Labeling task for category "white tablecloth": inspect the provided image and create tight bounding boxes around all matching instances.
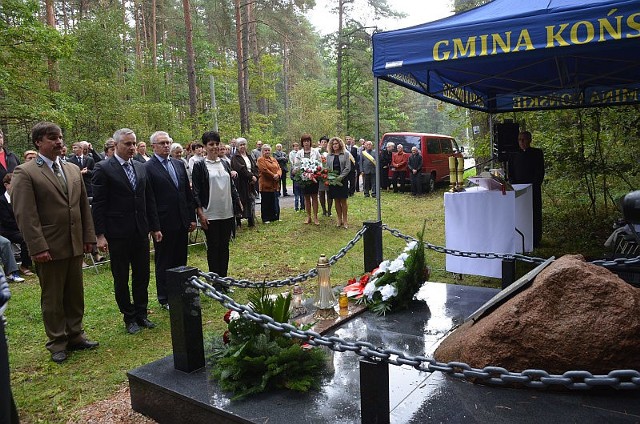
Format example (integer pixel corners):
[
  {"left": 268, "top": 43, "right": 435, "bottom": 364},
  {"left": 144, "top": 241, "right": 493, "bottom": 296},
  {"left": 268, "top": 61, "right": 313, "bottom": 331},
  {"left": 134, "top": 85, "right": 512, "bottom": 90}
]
[{"left": 444, "top": 184, "right": 532, "bottom": 278}]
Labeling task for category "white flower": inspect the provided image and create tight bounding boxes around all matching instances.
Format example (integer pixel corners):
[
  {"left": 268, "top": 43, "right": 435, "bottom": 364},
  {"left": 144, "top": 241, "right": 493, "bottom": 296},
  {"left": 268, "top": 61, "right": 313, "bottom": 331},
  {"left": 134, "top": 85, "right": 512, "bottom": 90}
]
[
  {"left": 379, "top": 284, "right": 397, "bottom": 301},
  {"left": 229, "top": 311, "right": 241, "bottom": 321},
  {"left": 375, "top": 260, "right": 390, "bottom": 275},
  {"left": 397, "top": 252, "right": 409, "bottom": 262},
  {"left": 388, "top": 257, "right": 406, "bottom": 273},
  {"left": 404, "top": 241, "right": 417, "bottom": 252},
  {"left": 363, "top": 281, "right": 377, "bottom": 299}
]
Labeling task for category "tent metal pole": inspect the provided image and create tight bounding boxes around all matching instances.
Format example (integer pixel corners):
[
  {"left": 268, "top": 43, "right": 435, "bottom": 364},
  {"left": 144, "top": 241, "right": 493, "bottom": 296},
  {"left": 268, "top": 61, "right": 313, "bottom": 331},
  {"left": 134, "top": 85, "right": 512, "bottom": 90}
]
[
  {"left": 374, "top": 77, "right": 382, "bottom": 222},
  {"left": 489, "top": 113, "right": 494, "bottom": 168}
]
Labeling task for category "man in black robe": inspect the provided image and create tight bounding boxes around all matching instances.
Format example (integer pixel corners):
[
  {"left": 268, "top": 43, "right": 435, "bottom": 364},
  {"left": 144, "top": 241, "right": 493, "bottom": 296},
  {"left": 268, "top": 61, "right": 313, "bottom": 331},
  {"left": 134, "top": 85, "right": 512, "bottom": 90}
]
[{"left": 509, "top": 130, "right": 545, "bottom": 248}]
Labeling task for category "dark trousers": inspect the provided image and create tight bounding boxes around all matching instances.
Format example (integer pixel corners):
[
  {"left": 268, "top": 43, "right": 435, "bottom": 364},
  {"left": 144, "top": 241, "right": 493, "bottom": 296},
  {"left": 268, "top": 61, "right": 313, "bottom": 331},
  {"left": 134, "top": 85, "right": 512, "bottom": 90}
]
[
  {"left": 260, "top": 191, "right": 278, "bottom": 222},
  {"left": 410, "top": 172, "right": 422, "bottom": 195},
  {"left": 203, "top": 218, "right": 234, "bottom": 277},
  {"left": 293, "top": 180, "right": 304, "bottom": 210},
  {"left": 363, "top": 173, "right": 376, "bottom": 196},
  {"left": 280, "top": 174, "right": 288, "bottom": 195},
  {"left": 152, "top": 228, "right": 188, "bottom": 305},
  {"left": 532, "top": 185, "right": 543, "bottom": 247},
  {"left": 381, "top": 167, "right": 390, "bottom": 189},
  {"left": 109, "top": 236, "right": 150, "bottom": 324},
  {"left": 348, "top": 170, "right": 357, "bottom": 195},
  {"left": 0, "top": 321, "right": 19, "bottom": 424},
  {"left": 392, "top": 170, "right": 407, "bottom": 193},
  {"left": 37, "top": 256, "right": 86, "bottom": 353},
  {"left": 2, "top": 231, "right": 31, "bottom": 268}
]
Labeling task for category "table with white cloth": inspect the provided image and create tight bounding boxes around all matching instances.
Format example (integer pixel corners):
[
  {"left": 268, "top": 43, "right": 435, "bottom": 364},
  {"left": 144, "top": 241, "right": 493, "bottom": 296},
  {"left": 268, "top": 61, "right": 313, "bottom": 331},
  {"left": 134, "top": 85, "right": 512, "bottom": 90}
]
[{"left": 444, "top": 184, "right": 532, "bottom": 278}]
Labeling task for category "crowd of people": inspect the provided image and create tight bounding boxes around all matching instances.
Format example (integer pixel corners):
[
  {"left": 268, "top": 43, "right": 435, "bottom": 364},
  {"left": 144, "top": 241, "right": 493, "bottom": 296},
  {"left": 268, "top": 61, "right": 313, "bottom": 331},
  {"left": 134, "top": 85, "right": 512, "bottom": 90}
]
[{"left": 0, "top": 122, "right": 386, "bottom": 366}]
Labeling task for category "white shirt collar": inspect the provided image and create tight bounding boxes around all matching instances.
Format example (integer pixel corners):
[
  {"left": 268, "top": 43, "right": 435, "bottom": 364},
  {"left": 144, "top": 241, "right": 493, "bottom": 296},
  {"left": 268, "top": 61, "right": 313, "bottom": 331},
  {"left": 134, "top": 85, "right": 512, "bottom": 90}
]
[
  {"left": 114, "top": 153, "right": 131, "bottom": 166},
  {"left": 38, "top": 153, "right": 61, "bottom": 170}
]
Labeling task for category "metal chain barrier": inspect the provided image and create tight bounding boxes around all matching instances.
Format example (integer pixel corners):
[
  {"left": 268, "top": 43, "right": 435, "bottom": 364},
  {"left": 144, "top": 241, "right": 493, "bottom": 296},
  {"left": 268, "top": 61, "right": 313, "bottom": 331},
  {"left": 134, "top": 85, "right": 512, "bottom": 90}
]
[
  {"left": 189, "top": 275, "right": 640, "bottom": 390},
  {"left": 590, "top": 256, "right": 640, "bottom": 268},
  {"left": 191, "top": 223, "right": 639, "bottom": 389},
  {"left": 200, "top": 225, "right": 368, "bottom": 289},
  {"left": 381, "top": 224, "right": 547, "bottom": 265},
  {"left": 382, "top": 224, "right": 640, "bottom": 271}
]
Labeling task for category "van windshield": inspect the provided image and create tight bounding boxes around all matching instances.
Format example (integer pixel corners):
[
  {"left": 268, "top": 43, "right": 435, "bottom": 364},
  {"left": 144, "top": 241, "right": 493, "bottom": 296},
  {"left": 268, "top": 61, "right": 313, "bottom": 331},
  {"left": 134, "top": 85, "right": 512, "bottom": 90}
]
[{"left": 380, "top": 135, "right": 421, "bottom": 152}]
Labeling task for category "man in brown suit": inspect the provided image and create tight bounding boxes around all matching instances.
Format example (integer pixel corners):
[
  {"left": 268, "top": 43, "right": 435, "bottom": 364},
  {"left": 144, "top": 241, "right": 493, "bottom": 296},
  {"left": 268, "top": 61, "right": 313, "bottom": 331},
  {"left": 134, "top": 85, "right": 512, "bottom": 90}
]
[{"left": 11, "top": 122, "right": 98, "bottom": 363}]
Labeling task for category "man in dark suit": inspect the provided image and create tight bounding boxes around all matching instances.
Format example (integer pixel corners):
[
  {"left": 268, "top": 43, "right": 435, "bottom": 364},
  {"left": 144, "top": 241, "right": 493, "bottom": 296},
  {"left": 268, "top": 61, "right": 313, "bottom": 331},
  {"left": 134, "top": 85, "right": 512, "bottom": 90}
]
[
  {"left": 509, "top": 130, "right": 545, "bottom": 247},
  {"left": 86, "top": 141, "right": 104, "bottom": 164},
  {"left": 145, "top": 131, "right": 196, "bottom": 309},
  {"left": 346, "top": 136, "right": 359, "bottom": 196},
  {"left": 12, "top": 122, "right": 98, "bottom": 363},
  {"left": 68, "top": 141, "right": 95, "bottom": 197},
  {"left": 92, "top": 128, "right": 161, "bottom": 334}
]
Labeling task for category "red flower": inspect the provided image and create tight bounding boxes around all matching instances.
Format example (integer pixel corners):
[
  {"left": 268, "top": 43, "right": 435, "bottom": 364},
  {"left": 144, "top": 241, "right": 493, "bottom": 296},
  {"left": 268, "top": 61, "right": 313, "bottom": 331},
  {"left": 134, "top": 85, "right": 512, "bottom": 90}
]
[
  {"left": 359, "top": 273, "right": 370, "bottom": 285},
  {"left": 324, "top": 181, "right": 329, "bottom": 186},
  {"left": 223, "top": 310, "right": 232, "bottom": 323},
  {"left": 348, "top": 277, "right": 356, "bottom": 285},
  {"left": 223, "top": 330, "right": 231, "bottom": 344}
]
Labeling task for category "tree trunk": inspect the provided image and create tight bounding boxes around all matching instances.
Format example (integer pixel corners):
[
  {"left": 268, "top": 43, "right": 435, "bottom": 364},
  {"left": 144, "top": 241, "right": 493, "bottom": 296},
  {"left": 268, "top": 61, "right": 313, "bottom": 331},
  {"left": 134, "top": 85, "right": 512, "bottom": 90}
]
[
  {"left": 247, "top": 1, "right": 266, "bottom": 115},
  {"left": 336, "top": 0, "right": 344, "bottom": 118},
  {"left": 283, "top": 38, "right": 290, "bottom": 128},
  {"left": 152, "top": 0, "right": 157, "bottom": 69},
  {"left": 182, "top": 0, "right": 198, "bottom": 132},
  {"left": 78, "top": 0, "right": 88, "bottom": 19},
  {"left": 121, "top": 0, "right": 128, "bottom": 83},
  {"left": 61, "top": 0, "right": 69, "bottom": 32},
  {"left": 235, "top": 0, "right": 249, "bottom": 134},
  {"left": 45, "top": 0, "right": 59, "bottom": 92},
  {"left": 134, "top": 2, "right": 143, "bottom": 66}
]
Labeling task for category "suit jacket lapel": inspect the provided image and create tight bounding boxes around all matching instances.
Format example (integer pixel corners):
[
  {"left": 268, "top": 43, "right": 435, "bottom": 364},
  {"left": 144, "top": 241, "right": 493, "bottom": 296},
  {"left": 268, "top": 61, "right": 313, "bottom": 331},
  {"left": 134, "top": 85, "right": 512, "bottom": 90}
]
[
  {"left": 39, "top": 162, "right": 67, "bottom": 198},
  {"left": 131, "top": 159, "right": 144, "bottom": 193},
  {"left": 151, "top": 156, "right": 175, "bottom": 188},
  {"left": 60, "top": 161, "right": 73, "bottom": 200},
  {"left": 157, "top": 156, "right": 182, "bottom": 190},
  {"left": 109, "top": 156, "right": 135, "bottom": 192}
]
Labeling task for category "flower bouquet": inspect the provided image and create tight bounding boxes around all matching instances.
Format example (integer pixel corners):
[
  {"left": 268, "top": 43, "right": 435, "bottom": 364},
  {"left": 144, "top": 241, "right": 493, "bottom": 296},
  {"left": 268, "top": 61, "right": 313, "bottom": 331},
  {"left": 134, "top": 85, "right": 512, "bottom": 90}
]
[
  {"left": 354, "top": 226, "right": 428, "bottom": 316},
  {"left": 209, "top": 287, "right": 328, "bottom": 400},
  {"left": 292, "top": 156, "right": 341, "bottom": 187}
]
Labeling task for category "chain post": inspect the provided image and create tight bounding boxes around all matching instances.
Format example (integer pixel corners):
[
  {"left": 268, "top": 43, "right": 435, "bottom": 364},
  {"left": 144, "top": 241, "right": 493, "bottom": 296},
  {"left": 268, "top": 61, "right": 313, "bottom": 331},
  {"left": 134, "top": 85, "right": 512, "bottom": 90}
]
[
  {"left": 502, "top": 258, "right": 516, "bottom": 288},
  {"left": 167, "top": 266, "right": 204, "bottom": 373},
  {"left": 363, "top": 220, "right": 383, "bottom": 273},
  {"left": 360, "top": 358, "right": 390, "bottom": 424}
]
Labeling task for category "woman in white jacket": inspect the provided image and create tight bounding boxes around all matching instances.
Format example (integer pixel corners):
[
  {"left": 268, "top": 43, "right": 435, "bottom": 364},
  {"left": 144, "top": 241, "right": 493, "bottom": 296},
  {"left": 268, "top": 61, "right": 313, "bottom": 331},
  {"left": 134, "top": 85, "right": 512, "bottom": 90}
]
[{"left": 293, "top": 134, "right": 322, "bottom": 225}]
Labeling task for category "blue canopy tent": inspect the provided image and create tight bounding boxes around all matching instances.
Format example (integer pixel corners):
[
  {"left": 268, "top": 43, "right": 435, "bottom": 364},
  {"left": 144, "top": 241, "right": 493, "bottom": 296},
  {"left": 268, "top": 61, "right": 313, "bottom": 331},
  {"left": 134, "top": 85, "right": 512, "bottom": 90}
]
[
  {"left": 372, "top": 0, "right": 640, "bottom": 113},
  {"left": 368, "top": 0, "right": 640, "bottom": 220}
]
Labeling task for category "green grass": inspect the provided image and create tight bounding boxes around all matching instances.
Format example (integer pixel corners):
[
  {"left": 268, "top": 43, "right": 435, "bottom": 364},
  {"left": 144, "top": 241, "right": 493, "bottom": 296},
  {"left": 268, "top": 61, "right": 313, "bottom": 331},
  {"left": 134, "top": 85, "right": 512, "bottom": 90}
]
[{"left": 5, "top": 187, "right": 598, "bottom": 422}]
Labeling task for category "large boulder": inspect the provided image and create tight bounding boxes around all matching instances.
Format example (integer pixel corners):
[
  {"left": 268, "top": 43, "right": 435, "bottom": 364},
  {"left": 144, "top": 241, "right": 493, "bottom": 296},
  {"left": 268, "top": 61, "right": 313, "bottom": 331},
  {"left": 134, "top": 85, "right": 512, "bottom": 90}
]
[{"left": 435, "top": 255, "right": 640, "bottom": 374}]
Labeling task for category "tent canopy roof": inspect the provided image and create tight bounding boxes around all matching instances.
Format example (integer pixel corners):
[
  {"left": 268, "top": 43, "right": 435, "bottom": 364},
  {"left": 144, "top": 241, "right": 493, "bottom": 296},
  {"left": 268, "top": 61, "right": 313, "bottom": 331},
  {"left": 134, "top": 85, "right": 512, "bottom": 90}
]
[{"left": 372, "top": 0, "right": 640, "bottom": 113}]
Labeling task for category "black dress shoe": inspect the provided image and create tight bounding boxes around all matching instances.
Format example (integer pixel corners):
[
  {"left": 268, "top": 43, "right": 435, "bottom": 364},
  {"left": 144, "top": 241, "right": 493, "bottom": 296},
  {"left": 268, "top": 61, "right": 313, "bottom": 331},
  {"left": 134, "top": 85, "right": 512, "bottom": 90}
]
[
  {"left": 126, "top": 322, "right": 142, "bottom": 334},
  {"left": 137, "top": 318, "right": 156, "bottom": 329},
  {"left": 68, "top": 339, "right": 99, "bottom": 351},
  {"left": 51, "top": 351, "right": 68, "bottom": 363}
]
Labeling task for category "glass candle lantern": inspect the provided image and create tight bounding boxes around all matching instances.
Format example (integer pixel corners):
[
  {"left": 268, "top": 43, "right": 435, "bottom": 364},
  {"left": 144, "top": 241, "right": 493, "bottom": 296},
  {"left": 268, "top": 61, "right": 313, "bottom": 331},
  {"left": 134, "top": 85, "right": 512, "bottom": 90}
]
[
  {"left": 314, "top": 254, "right": 336, "bottom": 310},
  {"left": 456, "top": 157, "right": 465, "bottom": 190},
  {"left": 448, "top": 156, "right": 457, "bottom": 192},
  {"left": 291, "top": 283, "right": 307, "bottom": 317}
]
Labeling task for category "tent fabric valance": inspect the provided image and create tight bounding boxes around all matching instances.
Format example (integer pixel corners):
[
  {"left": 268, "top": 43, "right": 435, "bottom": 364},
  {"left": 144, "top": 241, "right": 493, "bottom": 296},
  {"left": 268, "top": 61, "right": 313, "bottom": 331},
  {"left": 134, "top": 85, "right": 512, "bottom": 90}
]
[{"left": 372, "top": 0, "right": 640, "bottom": 113}]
